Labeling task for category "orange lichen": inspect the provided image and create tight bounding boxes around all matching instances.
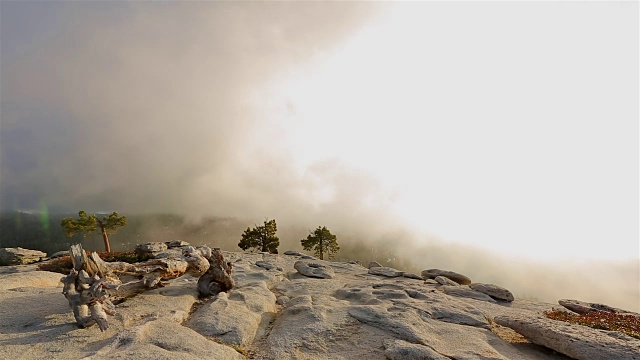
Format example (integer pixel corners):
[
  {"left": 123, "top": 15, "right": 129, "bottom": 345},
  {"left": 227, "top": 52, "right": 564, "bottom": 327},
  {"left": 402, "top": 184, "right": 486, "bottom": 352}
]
[{"left": 544, "top": 309, "right": 640, "bottom": 340}]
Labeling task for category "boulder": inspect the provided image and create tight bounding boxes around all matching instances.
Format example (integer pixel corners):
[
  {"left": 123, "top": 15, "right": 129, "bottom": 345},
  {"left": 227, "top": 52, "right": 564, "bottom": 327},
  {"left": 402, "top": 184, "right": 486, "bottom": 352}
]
[
  {"left": 429, "top": 301, "right": 491, "bottom": 329},
  {"left": 558, "top": 299, "right": 639, "bottom": 318},
  {"left": 255, "top": 261, "right": 277, "bottom": 270},
  {"left": 495, "top": 313, "right": 640, "bottom": 360},
  {"left": 0, "top": 271, "right": 63, "bottom": 290},
  {"left": 368, "top": 266, "right": 403, "bottom": 277},
  {"left": 294, "top": 260, "right": 335, "bottom": 279},
  {"left": 470, "top": 283, "right": 514, "bottom": 302},
  {"left": 441, "top": 285, "right": 497, "bottom": 303},
  {"left": 421, "top": 269, "right": 471, "bottom": 285},
  {"left": 283, "top": 250, "right": 304, "bottom": 256},
  {"left": 368, "top": 261, "right": 382, "bottom": 269},
  {"left": 135, "top": 242, "right": 168, "bottom": 256},
  {"left": 0, "top": 247, "right": 47, "bottom": 265},
  {"left": 435, "top": 276, "right": 459, "bottom": 286}
]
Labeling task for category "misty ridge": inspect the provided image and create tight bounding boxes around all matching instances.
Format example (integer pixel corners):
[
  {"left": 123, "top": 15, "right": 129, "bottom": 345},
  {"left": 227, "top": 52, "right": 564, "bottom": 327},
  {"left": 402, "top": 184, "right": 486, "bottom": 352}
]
[{"left": 1, "top": 210, "right": 638, "bottom": 313}]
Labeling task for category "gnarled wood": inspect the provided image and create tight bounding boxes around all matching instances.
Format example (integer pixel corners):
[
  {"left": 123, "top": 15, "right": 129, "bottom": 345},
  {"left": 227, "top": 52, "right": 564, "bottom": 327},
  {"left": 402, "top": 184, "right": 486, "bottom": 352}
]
[
  {"left": 62, "top": 244, "right": 115, "bottom": 331},
  {"left": 62, "top": 243, "right": 230, "bottom": 330},
  {"left": 197, "top": 248, "right": 234, "bottom": 297}
]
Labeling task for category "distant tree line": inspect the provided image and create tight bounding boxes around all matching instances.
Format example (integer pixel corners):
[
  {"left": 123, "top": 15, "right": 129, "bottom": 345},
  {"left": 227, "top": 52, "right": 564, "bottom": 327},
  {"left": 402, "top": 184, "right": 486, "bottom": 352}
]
[{"left": 0, "top": 211, "right": 414, "bottom": 273}]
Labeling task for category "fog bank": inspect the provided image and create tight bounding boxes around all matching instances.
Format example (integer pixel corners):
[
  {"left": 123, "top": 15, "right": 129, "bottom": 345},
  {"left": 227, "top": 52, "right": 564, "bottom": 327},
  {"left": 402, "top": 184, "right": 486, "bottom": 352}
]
[{"left": 1, "top": 2, "right": 637, "bottom": 312}]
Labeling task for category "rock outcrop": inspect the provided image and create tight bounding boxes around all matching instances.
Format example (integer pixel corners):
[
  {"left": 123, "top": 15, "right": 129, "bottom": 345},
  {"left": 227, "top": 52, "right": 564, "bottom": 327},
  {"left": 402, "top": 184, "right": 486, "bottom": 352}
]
[
  {"left": 0, "top": 247, "right": 46, "bottom": 265},
  {"left": 434, "top": 275, "right": 459, "bottom": 286},
  {"left": 441, "top": 285, "right": 498, "bottom": 303},
  {"left": 421, "top": 269, "right": 472, "bottom": 285},
  {"left": 470, "top": 282, "right": 515, "bottom": 302},
  {"left": 1, "top": 246, "right": 637, "bottom": 360},
  {"left": 294, "top": 260, "right": 335, "bottom": 279},
  {"left": 495, "top": 313, "right": 640, "bottom": 360},
  {"left": 368, "top": 266, "right": 403, "bottom": 277}
]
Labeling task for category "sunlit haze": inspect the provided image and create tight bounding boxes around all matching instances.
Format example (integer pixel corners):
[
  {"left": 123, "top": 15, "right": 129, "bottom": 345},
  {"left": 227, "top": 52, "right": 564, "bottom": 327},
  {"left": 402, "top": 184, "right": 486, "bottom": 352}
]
[{"left": 252, "top": 2, "right": 639, "bottom": 261}]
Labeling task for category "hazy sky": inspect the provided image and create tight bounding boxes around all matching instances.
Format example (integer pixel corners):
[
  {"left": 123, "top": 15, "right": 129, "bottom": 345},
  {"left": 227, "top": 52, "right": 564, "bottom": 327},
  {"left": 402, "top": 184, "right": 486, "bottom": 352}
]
[{"left": 1, "top": 1, "right": 638, "bottom": 262}]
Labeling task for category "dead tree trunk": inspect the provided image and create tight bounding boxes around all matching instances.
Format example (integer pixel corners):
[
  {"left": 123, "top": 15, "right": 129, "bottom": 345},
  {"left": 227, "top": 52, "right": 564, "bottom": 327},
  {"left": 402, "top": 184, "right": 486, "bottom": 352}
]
[
  {"left": 61, "top": 244, "right": 117, "bottom": 331},
  {"left": 197, "top": 248, "right": 235, "bottom": 297},
  {"left": 61, "top": 243, "right": 220, "bottom": 330}
]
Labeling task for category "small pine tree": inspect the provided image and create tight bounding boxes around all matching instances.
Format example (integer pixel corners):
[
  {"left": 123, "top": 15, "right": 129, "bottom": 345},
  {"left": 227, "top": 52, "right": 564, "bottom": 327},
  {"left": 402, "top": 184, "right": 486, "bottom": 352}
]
[
  {"left": 238, "top": 219, "right": 279, "bottom": 253},
  {"left": 60, "top": 211, "right": 126, "bottom": 252},
  {"left": 301, "top": 226, "right": 339, "bottom": 260}
]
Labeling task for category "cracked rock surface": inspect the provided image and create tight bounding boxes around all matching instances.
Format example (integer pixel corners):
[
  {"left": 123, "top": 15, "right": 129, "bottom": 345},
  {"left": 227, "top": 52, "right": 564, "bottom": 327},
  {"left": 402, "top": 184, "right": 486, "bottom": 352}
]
[{"left": 1, "top": 249, "right": 638, "bottom": 360}]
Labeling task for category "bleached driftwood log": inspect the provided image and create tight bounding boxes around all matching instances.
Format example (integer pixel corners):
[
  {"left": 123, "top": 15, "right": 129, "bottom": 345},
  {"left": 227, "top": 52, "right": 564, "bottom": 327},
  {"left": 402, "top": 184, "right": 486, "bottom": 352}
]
[{"left": 61, "top": 243, "right": 228, "bottom": 330}]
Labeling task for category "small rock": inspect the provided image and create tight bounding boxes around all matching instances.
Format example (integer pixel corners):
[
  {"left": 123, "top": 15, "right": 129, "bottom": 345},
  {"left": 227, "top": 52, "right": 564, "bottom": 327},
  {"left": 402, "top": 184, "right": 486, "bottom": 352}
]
[
  {"left": 135, "top": 242, "right": 168, "bottom": 256},
  {"left": 424, "top": 279, "right": 439, "bottom": 285},
  {"left": 284, "top": 250, "right": 304, "bottom": 256},
  {"left": 0, "top": 247, "right": 47, "bottom": 266},
  {"left": 558, "top": 299, "right": 598, "bottom": 314},
  {"left": 255, "top": 261, "right": 276, "bottom": 271},
  {"left": 294, "top": 261, "right": 335, "bottom": 279},
  {"left": 0, "top": 271, "right": 63, "bottom": 290},
  {"left": 469, "top": 283, "right": 514, "bottom": 302},
  {"left": 301, "top": 255, "right": 318, "bottom": 260},
  {"left": 368, "top": 261, "right": 382, "bottom": 269},
  {"left": 368, "top": 266, "right": 403, "bottom": 277},
  {"left": 165, "top": 240, "right": 190, "bottom": 248},
  {"left": 421, "top": 269, "right": 471, "bottom": 285},
  {"left": 435, "top": 276, "right": 460, "bottom": 286},
  {"left": 402, "top": 272, "right": 423, "bottom": 280},
  {"left": 441, "top": 285, "right": 497, "bottom": 303},
  {"left": 276, "top": 296, "right": 290, "bottom": 305}
]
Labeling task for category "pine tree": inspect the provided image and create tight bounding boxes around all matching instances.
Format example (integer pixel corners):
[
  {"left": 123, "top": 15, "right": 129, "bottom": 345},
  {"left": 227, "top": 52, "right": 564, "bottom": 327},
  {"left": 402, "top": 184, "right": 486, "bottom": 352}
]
[
  {"left": 301, "top": 226, "right": 339, "bottom": 260},
  {"left": 60, "top": 211, "right": 127, "bottom": 252},
  {"left": 238, "top": 219, "right": 279, "bottom": 253}
]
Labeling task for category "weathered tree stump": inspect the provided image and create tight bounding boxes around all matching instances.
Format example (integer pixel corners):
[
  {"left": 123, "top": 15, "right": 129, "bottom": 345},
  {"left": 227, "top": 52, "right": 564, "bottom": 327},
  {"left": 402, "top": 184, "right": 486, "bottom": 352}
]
[
  {"left": 197, "top": 248, "right": 234, "bottom": 297},
  {"left": 61, "top": 244, "right": 117, "bottom": 331},
  {"left": 61, "top": 243, "right": 231, "bottom": 330}
]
